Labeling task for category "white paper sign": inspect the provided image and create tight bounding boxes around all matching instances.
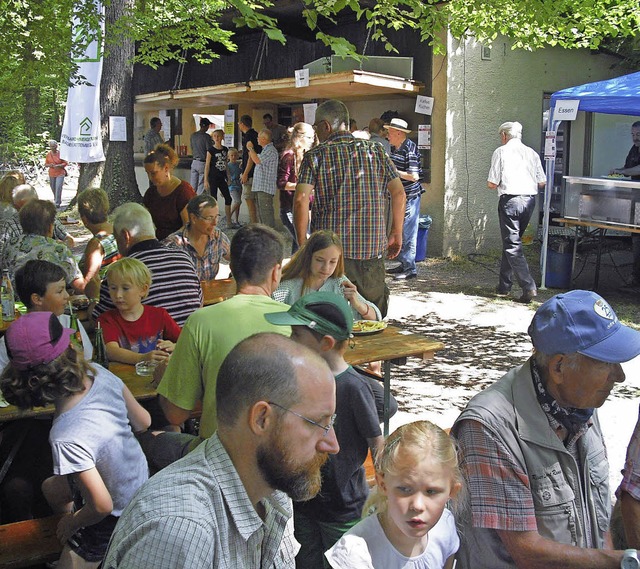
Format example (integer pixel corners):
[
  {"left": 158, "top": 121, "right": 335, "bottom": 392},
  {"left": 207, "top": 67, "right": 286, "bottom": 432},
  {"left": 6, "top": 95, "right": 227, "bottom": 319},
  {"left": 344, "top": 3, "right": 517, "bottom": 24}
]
[
  {"left": 224, "top": 109, "right": 235, "bottom": 148},
  {"left": 418, "top": 125, "right": 431, "bottom": 149},
  {"left": 544, "top": 131, "right": 556, "bottom": 160},
  {"left": 295, "top": 68, "right": 310, "bottom": 88},
  {"left": 554, "top": 99, "right": 580, "bottom": 121},
  {"left": 109, "top": 116, "right": 127, "bottom": 141},
  {"left": 303, "top": 103, "right": 318, "bottom": 125},
  {"left": 415, "top": 95, "right": 434, "bottom": 116},
  {"left": 160, "top": 111, "right": 171, "bottom": 140}
]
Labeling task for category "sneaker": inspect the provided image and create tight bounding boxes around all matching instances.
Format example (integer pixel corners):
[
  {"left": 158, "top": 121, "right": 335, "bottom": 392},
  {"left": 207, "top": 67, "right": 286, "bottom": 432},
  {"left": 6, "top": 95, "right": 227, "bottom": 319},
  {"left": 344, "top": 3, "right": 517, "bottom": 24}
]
[
  {"left": 394, "top": 271, "right": 417, "bottom": 281},
  {"left": 231, "top": 221, "right": 243, "bottom": 229},
  {"left": 386, "top": 264, "right": 405, "bottom": 274}
]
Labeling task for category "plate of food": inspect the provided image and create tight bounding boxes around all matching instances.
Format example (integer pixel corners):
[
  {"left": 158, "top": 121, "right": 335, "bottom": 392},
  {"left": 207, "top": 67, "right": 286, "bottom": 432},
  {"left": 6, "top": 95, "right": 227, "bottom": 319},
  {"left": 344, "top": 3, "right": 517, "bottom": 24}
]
[
  {"left": 352, "top": 320, "right": 388, "bottom": 336},
  {"left": 602, "top": 174, "right": 630, "bottom": 180}
]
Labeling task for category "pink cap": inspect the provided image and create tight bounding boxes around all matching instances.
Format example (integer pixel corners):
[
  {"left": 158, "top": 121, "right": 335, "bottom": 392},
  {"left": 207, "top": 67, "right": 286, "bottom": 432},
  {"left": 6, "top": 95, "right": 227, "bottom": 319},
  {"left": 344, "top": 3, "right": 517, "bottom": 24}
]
[{"left": 5, "top": 312, "right": 73, "bottom": 370}]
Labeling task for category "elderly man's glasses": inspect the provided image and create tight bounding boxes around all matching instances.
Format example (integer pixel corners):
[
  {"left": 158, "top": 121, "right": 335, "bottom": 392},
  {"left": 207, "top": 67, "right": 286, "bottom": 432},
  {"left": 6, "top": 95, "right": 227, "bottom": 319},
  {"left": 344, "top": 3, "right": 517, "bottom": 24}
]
[
  {"left": 268, "top": 401, "right": 336, "bottom": 436},
  {"left": 196, "top": 213, "right": 217, "bottom": 222}
]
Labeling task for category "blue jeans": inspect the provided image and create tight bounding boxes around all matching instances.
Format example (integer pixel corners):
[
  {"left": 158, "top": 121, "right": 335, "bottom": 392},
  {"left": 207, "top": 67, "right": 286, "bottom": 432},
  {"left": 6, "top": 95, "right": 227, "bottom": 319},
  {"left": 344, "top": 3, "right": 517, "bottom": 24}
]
[
  {"left": 49, "top": 176, "right": 65, "bottom": 207},
  {"left": 397, "top": 194, "right": 421, "bottom": 274},
  {"left": 190, "top": 160, "right": 205, "bottom": 195},
  {"left": 498, "top": 194, "right": 536, "bottom": 292}
]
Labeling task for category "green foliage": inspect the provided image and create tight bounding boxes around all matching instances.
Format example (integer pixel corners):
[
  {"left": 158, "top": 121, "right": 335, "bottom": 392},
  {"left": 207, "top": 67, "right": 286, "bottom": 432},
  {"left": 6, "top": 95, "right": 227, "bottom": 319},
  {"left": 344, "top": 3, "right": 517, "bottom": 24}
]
[{"left": 446, "top": 0, "right": 640, "bottom": 51}]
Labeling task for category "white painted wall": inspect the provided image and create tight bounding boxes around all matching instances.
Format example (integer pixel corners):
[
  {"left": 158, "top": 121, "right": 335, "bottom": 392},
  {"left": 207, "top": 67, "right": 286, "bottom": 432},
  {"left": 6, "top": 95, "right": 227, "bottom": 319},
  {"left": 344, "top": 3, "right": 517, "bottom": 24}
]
[{"left": 438, "top": 35, "right": 623, "bottom": 257}]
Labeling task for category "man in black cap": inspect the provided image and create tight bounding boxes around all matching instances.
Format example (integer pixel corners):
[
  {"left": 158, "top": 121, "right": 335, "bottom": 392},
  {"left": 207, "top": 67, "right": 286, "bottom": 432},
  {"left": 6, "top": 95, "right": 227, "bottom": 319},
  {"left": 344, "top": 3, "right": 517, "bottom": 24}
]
[{"left": 190, "top": 117, "right": 214, "bottom": 195}]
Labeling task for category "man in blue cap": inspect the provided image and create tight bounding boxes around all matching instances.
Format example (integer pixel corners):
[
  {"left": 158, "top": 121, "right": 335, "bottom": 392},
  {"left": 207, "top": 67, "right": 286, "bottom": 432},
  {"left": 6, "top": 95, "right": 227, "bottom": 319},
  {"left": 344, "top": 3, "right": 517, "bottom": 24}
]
[{"left": 451, "top": 289, "right": 640, "bottom": 569}]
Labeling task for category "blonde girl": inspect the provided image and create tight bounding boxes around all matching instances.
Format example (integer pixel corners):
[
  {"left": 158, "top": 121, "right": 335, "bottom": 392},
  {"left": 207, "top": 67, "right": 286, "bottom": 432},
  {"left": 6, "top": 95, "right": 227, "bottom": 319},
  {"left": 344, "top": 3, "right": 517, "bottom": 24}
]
[
  {"left": 326, "top": 421, "right": 463, "bottom": 569},
  {"left": 273, "top": 230, "right": 381, "bottom": 321}
]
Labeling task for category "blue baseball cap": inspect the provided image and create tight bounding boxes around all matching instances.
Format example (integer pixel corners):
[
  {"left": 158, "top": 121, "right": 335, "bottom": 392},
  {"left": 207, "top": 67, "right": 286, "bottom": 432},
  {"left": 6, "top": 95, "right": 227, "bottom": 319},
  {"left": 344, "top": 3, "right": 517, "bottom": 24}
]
[{"left": 528, "top": 290, "right": 640, "bottom": 363}]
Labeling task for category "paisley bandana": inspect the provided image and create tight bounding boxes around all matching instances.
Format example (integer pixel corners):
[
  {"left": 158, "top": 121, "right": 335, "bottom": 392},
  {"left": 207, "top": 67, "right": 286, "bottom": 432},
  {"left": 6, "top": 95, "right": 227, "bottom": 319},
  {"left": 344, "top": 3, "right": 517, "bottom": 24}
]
[{"left": 530, "top": 358, "right": 594, "bottom": 435}]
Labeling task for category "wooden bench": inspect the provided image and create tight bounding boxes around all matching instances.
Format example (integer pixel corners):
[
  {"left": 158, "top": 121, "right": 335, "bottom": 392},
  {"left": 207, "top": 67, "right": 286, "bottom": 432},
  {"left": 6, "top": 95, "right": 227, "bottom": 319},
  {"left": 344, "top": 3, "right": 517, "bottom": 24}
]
[{"left": 0, "top": 514, "right": 63, "bottom": 569}]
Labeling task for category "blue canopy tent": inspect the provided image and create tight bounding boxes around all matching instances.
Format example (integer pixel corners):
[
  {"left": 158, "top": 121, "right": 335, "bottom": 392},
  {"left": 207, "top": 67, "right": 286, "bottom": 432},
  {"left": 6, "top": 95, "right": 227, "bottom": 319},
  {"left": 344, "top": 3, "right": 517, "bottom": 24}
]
[{"left": 541, "top": 72, "right": 640, "bottom": 287}]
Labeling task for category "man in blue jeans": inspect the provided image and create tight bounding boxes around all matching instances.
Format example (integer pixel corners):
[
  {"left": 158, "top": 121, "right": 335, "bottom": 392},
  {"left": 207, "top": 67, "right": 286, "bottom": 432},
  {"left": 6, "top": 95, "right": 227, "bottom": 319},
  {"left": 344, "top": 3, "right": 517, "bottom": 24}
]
[
  {"left": 385, "top": 118, "right": 423, "bottom": 280},
  {"left": 488, "top": 121, "right": 546, "bottom": 303}
]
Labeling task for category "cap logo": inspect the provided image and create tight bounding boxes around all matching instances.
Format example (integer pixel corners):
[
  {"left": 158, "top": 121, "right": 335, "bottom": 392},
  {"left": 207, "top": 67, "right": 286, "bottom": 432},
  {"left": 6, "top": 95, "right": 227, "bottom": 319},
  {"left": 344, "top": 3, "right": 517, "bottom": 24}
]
[
  {"left": 308, "top": 320, "right": 318, "bottom": 330},
  {"left": 593, "top": 299, "right": 614, "bottom": 321}
]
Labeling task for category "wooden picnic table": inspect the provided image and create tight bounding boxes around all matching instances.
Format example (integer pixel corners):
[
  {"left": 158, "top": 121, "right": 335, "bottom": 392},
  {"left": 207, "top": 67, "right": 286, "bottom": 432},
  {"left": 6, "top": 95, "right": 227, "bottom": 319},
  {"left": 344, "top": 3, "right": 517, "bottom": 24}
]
[
  {"left": 0, "top": 325, "right": 443, "bottom": 434},
  {"left": 201, "top": 278, "right": 236, "bottom": 306}
]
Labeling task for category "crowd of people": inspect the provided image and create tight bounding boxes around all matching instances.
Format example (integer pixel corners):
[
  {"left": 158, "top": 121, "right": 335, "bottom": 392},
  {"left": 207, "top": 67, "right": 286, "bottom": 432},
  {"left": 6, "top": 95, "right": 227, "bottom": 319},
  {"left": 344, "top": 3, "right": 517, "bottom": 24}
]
[{"left": 0, "top": 101, "right": 639, "bottom": 569}]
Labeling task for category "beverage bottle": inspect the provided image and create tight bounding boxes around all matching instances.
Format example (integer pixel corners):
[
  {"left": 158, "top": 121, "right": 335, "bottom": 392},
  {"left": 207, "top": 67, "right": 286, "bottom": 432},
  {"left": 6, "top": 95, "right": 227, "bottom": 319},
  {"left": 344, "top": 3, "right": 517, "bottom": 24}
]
[
  {"left": 68, "top": 302, "right": 83, "bottom": 352},
  {"left": 1, "top": 270, "right": 15, "bottom": 322},
  {"left": 93, "top": 322, "right": 110, "bottom": 369}
]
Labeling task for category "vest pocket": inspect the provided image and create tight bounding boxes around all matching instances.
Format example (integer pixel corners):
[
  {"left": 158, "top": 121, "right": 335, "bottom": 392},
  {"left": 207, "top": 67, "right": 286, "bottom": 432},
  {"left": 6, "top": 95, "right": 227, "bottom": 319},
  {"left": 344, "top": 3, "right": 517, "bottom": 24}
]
[
  {"left": 588, "top": 450, "right": 611, "bottom": 533},
  {"left": 530, "top": 462, "right": 578, "bottom": 545}
]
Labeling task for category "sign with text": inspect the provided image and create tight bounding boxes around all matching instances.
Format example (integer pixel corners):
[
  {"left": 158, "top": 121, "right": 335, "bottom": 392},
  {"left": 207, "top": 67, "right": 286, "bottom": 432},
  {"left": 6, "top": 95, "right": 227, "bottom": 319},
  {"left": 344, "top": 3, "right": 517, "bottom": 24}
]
[
  {"left": 418, "top": 125, "right": 431, "bottom": 149},
  {"left": 554, "top": 99, "right": 580, "bottom": 121},
  {"left": 415, "top": 95, "right": 434, "bottom": 116},
  {"left": 109, "top": 116, "right": 126, "bottom": 141},
  {"left": 295, "top": 68, "right": 310, "bottom": 88},
  {"left": 544, "top": 131, "right": 556, "bottom": 160},
  {"left": 224, "top": 109, "right": 235, "bottom": 148},
  {"left": 60, "top": 0, "right": 105, "bottom": 162}
]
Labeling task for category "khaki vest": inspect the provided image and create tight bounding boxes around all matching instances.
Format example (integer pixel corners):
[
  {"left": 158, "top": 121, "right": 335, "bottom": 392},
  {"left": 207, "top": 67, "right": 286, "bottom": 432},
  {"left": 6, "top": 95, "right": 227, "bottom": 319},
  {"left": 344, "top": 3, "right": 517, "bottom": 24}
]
[{"left": 452, "top": 361, "right": 611, "bottom": 569}]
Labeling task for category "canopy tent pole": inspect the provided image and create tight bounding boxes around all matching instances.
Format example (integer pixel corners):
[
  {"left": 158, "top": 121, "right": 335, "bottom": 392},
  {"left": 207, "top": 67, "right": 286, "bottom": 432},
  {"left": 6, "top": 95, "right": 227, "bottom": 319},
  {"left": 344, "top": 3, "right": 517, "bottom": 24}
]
[{"left": 540, "top": 109, "right": 562, "bottom": 290}]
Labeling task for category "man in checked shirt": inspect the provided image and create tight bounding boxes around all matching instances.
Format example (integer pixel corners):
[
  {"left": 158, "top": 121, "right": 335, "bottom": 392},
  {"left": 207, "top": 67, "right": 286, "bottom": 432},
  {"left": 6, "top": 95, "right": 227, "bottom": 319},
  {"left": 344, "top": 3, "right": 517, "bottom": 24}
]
[
  {"left": 103, "top": 333, "right": 339, "bottom": 568},
  {"left": 452, "top": 290, "right": 640, "bottom": 569}
]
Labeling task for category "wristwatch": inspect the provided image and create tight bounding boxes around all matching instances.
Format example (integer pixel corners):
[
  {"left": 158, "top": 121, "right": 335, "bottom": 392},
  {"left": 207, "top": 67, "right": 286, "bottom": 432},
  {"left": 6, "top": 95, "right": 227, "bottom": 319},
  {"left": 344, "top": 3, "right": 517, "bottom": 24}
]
[{"left": 622, "top": 549, "right": 640, "bottom": 569}]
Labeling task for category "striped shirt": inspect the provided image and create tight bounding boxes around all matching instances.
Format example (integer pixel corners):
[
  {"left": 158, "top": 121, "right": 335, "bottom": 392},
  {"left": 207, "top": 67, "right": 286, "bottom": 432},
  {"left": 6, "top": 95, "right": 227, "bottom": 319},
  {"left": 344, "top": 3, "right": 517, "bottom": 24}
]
[
  {"left": 390, "top": 137, "right": 423, "bottom": 199},
  {"left": 92, "top": 239, "right": 202, "bottom": 326},
  {"left": 298, "top": 132, "right": 399, "bottom": 260},
  {"left": 102, "top": 434, "right": 299, "bottom": 569},
  {"left": 252, "top": 143, "right": 279, "bottom": 196}
]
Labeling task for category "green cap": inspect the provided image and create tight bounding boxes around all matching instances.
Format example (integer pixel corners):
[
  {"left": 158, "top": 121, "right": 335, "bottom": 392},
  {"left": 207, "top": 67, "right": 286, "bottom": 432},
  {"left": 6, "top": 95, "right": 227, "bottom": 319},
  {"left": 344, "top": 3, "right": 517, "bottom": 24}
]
[{"left": 265, "top": 292, "right": 353, "bottom": 340}]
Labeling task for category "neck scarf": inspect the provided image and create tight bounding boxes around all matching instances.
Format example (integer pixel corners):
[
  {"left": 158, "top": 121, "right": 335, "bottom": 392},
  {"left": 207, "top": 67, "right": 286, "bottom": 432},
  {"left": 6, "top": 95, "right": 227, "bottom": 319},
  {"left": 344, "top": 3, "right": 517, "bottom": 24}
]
[{"left": 530, "top": 358, "right": 594, "bottom": 435}]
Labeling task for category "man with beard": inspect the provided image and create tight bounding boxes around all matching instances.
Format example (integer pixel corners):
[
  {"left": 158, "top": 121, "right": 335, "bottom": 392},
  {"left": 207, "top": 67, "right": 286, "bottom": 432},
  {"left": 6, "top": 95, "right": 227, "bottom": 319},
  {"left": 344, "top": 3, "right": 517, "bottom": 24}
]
[{"left": 103, "top": 333, "right": 339, "bottom": 568}]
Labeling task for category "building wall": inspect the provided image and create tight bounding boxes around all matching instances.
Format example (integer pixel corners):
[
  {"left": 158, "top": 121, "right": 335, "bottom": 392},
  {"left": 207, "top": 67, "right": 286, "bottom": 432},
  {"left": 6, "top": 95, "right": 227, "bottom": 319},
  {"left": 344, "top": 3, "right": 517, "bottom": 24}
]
[{"left": 433, "top": 35, "right": 623, "bottom": 257}]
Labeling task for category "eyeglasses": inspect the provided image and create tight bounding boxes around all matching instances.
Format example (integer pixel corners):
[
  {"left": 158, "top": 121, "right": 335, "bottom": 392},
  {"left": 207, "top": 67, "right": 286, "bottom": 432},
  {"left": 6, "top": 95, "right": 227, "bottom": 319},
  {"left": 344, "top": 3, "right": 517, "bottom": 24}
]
[
  {"left": 196, "top": 213, "right": 217, "bottom": 223},
  {"left": 268, "top": 401, "right": 336, "bottom": 436}
]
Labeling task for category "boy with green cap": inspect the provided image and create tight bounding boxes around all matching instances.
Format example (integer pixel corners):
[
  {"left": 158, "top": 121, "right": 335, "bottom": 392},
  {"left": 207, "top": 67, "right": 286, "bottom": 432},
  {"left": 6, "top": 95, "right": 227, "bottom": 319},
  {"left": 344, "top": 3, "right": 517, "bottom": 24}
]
[{"left": 265, "top": 291, "right": 394, "bottom": 568}]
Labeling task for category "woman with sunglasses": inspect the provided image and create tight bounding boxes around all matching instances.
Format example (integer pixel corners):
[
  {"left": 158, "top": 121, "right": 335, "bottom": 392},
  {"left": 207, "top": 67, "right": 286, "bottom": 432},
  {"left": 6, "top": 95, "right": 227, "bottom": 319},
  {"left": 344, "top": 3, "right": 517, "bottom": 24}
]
[{"left": 164, "top": 195, "right": 230, "bottom": 281}]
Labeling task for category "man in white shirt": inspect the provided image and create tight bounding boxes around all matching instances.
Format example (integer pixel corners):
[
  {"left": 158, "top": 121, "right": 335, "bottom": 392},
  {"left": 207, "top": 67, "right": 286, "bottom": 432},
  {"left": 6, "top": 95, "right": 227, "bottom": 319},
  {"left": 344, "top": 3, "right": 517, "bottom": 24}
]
[{"left": 488, "top": 121, "right": 546, "bottom": 303}]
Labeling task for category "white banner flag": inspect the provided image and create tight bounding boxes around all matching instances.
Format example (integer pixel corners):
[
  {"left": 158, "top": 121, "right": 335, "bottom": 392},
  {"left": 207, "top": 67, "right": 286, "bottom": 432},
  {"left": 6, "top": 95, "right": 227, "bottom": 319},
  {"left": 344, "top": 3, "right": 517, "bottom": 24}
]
[{"left": 60, "top": 3, "right": 105, "bottom": 162}]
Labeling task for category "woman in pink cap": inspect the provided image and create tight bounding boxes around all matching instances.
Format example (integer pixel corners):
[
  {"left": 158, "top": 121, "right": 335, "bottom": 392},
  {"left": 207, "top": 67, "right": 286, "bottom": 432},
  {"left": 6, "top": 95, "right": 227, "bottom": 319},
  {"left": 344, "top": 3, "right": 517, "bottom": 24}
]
[{"left": 0, "top": 312, "right": 150, "bottom": 569}]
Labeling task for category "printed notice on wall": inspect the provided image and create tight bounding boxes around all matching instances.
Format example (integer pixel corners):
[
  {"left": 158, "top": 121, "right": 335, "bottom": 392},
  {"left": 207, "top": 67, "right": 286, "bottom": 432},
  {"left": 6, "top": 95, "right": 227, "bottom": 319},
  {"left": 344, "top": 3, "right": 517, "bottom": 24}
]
[
  {"left": 295, "top": 69, "right": 310, "bottom": 88},
  {"left": 109, "top": 116, "right": 126, "bottom": 141},
  {"left": 415, "top": 95, "right": 434, "bottom": 115},
  {"left": 418, "top": 125, "right": 431, "bottom": 149},
  {"left": 544, "top": 131, "right": 557, "bottom": 160},
  {"left": 224, "top": 109, "right": 235, "bottom": 147},
  {"left": 303, "top": 103, "right": 318, "bottom": 125}
]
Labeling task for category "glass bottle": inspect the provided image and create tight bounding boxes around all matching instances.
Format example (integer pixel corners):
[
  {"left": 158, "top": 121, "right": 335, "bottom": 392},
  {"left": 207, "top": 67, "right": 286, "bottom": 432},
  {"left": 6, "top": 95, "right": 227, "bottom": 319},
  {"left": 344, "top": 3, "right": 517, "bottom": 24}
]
[
  {"left": 68, "top": 302, "right": 83, "bottom": 351},
  {"left": 93, "top": 322, "right": 109, "bottom": 369},
  {"left": 1, "top": 270, "right": 15, "bottom": 322}
]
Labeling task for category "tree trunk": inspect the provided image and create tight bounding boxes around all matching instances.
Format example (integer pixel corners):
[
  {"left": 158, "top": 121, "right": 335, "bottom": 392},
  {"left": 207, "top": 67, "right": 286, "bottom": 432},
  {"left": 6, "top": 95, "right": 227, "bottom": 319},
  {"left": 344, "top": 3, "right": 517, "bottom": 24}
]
[{"left": 77, "top": 0, "right": 140, "bottom": 210}]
